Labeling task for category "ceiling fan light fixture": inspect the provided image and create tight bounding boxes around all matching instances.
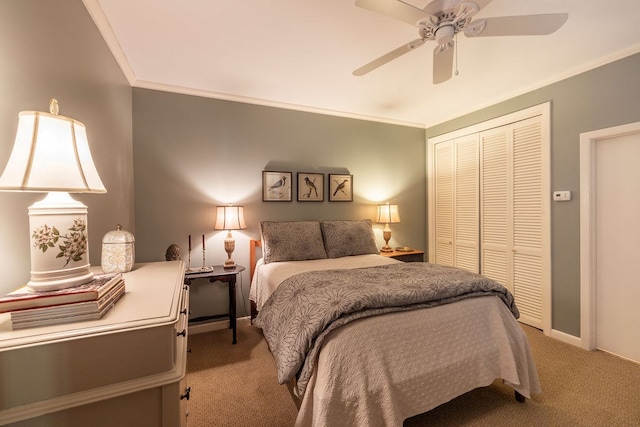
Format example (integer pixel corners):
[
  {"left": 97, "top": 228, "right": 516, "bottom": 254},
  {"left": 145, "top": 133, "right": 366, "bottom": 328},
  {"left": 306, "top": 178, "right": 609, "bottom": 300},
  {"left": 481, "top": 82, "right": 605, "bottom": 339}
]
[{"left": 435, "top": 24, "right": 455, "bottom": 45}]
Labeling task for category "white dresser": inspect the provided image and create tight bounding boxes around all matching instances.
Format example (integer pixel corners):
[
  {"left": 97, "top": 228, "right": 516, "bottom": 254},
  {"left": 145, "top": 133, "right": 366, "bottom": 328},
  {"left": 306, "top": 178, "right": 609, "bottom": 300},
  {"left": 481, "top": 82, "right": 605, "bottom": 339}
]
[{"left": 0, "top": 261, "right": 189, "bottom": 426}]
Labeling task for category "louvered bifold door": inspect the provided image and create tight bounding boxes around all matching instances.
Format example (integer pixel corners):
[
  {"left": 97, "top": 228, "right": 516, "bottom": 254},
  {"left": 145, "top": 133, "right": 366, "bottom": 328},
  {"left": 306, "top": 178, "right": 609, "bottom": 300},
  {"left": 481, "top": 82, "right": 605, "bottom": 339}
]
[
  {"left": 480, "top": 127, "right": 512, "bottom": 292},
  {"left": 430, "top": 104, "right": 549, "bottom": 331},
  {"left": 454, "top": 135, "right": 479, "bottom": 273},
  {"left": 511, "top": 117, "right": 544, "bottom": 328},
  {"left": 434, "top": 141, "right": 454, "bottom": 267}
]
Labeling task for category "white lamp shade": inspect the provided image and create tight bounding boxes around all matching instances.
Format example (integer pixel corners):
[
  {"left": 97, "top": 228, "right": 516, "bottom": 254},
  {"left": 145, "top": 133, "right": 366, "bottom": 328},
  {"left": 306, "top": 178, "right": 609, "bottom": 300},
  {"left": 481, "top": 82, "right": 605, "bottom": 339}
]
[
  {"left": 214, "top": 206, "right": 247, "bottom": 231},
  {"left": 0, "top": 110, "right": 106, "bottom": 193},
  {"left": 376, "top": 203, "right": 401, "bottom": 224}
]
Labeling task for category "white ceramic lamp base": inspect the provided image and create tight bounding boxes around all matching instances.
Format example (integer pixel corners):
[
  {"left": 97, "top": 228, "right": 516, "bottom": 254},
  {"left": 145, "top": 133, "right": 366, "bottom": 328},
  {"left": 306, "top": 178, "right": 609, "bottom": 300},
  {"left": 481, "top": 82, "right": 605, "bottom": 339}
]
[{"left": 27, "top": 192, "right": 94, "bottom": 291}]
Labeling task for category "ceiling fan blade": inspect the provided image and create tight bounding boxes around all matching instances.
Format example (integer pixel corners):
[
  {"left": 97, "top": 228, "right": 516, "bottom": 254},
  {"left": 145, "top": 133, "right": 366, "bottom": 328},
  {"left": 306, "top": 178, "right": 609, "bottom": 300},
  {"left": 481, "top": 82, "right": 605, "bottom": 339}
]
[
  {"left": 433, "top": 42, "right": 454, "bottom": 84},
  {"left": 356, "top": 0, "right": 432, "bottom": 26},
  {"left": 421, "top": 0, "right": 492, "bottom": 16},
  {"left": 470, "top": 0, "right": 493, "bottom": 11},
  {"left": 465, "top": 13, "right": 568, "bottom": 37},
  {"left": 353, "top": 39, "right": 426, "bottom": 76}
]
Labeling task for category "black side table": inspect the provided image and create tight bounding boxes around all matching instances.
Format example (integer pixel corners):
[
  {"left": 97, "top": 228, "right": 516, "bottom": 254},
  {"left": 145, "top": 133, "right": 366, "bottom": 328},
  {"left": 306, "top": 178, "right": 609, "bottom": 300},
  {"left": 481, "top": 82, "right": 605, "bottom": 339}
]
[
  {"left": 379, "top": 249, "right": 425, "bottom": 262},
  {"left": 184, "top": 265, "right": 245, "bottom": 344}
]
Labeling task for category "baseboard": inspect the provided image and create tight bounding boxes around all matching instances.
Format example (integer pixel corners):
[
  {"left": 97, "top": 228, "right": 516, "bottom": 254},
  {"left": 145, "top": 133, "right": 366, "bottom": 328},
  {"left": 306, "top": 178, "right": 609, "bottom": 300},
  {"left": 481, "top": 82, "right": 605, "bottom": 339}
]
[
  {"left": 190, "top": 318, "right": 584, "bottom": 348},
  {"left": 550, "top": 328, "right": 582, "bottom": 347},
  {"left": 189, "top": 316, "right": 252, "bottom": 335}
]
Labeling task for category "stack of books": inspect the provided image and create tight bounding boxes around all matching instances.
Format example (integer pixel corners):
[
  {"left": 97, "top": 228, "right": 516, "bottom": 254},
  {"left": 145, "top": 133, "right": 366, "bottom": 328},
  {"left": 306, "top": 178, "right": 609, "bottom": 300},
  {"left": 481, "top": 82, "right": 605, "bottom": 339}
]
[{"left": 0, "top": 273, "right": 126, "bottom": 330}]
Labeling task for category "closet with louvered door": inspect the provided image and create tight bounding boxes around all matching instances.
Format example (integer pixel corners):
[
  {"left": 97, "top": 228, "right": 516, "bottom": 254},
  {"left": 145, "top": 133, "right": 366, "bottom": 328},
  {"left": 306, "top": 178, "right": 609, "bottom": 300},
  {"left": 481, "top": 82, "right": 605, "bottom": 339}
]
[
  {"left": 433, "top": 134, "right": 479, "bottom": 273},
  {"left": 428, "top": 103, "right": 550, "bottom": 332},
  {"left": 480, "top": 116, "right": 545, "bottom": 329}
]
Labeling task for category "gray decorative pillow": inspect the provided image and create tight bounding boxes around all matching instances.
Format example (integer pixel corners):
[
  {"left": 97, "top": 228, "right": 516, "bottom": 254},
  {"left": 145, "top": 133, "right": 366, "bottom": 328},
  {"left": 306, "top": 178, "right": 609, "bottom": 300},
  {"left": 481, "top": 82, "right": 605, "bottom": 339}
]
[
  {"left": 260, "top": 221, "right": 328, "bottom": 264},
  {"left": 321, "top": 219, "right": 379, "bottom": 258}
]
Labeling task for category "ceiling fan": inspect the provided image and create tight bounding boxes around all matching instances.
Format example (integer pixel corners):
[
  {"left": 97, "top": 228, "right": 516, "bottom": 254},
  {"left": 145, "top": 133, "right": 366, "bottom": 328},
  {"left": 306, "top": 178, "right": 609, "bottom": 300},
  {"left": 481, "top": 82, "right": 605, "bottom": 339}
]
[{"left": 353, "top": 0, "right": 568, "bottom": 83}]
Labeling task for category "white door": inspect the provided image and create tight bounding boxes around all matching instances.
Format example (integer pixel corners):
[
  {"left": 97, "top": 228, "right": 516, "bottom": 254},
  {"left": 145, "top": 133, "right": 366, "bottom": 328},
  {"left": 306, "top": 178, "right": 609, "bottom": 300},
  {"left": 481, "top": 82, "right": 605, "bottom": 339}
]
[
  {"left": 595, "top": 131, "right": 640, "bottom": 362},
  {"left": 480, "top": 117, "right": 546, "bottom": 329},
  {"left": 432, "top": 136, "right": 479, "bottom": 272},
  {"left": 454, "top": 135, "right": 479, "bottom": 273},
  {"left": 434, "top": 141, "right": 454, "bottom": 267},
  {"left": 480, "top": 126, "right": 511, "bottom": 290}
]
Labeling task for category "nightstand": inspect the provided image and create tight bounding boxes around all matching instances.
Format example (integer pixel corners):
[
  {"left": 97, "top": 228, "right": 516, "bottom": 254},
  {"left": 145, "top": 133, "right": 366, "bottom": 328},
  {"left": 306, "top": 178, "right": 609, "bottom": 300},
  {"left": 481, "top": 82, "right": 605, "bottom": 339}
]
[
  {"left": 184, "top": 265, "right": 245, "bottom": 344},
  {"left": 380, "top": 249, "right": 425, "bottom": 262}
]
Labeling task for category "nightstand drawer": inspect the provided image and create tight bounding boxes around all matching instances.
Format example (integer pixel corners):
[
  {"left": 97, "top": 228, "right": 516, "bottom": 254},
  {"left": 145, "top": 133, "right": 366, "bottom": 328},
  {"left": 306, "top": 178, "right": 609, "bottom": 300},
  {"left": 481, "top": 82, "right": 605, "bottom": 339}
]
[{"left": 380, "top": 249, "right": 424, "bottom": 262}]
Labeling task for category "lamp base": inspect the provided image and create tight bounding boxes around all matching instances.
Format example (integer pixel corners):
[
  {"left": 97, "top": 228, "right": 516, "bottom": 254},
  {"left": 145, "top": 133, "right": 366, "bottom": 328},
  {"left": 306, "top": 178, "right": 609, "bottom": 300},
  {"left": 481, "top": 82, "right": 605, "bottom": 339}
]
[
  {"left": 380, "top": 227, "right": 393, "bottom": 253},
  {"left": 27, "top": 192, "right": 94, "bottom": 291},
  {"left": 28, "top": 268, "right": 94, "bottom": 291},
  {"left": 223, "top": 232, "right": 237, "bottom": 269}
]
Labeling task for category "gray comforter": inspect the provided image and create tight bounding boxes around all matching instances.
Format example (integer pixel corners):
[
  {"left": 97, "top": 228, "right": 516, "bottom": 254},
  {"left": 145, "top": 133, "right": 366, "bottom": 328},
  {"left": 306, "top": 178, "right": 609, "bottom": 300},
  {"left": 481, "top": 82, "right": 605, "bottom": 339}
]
[{"left": 255, "top": 262, "right": 518, "bottom": 397}]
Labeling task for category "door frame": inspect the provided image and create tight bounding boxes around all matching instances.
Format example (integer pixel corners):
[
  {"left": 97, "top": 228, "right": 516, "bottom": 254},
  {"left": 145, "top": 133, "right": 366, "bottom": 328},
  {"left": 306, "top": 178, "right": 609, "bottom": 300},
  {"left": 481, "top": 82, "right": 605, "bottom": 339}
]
[{"left": 579, "top": 121, "right": 640, "bottom": 350}]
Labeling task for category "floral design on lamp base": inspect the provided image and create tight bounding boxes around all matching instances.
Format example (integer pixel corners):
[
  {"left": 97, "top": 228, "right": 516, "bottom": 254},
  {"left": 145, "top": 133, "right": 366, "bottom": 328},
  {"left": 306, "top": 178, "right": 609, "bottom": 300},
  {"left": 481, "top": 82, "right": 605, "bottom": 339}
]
[{"left": 32, "top": 219, "right": 87, "bottom": 267}]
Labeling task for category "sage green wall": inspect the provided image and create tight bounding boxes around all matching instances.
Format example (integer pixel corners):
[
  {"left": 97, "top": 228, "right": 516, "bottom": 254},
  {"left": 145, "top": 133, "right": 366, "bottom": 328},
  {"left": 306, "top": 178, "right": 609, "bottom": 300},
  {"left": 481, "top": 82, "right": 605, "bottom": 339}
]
[
  {"left": 132, "top": 88, "right": 426, "bottom": 318},
  {"left": 0, "top": 0, "right": 134, "bottom": 295},
  {"left": 425, "top": 52, "right": 640, "bottom": 337}
]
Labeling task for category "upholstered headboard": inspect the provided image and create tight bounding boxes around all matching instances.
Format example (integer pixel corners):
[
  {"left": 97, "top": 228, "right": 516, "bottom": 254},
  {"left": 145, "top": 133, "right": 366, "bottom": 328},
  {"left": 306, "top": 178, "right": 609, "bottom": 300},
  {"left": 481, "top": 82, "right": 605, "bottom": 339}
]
[{"left": 249, "top": 239, "right": 262, "bottom": 281}]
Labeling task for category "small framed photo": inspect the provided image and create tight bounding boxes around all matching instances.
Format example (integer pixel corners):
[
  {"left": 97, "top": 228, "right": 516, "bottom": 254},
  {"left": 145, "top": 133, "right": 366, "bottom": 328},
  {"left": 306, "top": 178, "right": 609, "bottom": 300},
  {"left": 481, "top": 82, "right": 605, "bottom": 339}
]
[
  {"left": 297, "top": 172, "right": 324, "bottom": 202},
  {"left": 328, "top": 174, "right": 353, "bottom": 202},
  {"left": 262, "top": 171, "right": 292, "bottom": 202}
]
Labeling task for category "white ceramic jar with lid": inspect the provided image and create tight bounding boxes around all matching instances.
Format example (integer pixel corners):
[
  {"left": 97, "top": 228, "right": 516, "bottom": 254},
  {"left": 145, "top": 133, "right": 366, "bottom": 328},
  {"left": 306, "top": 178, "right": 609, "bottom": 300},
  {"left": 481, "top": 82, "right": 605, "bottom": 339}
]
[{"left": 101, "top": 224, "right": 135, "bottom": 273}]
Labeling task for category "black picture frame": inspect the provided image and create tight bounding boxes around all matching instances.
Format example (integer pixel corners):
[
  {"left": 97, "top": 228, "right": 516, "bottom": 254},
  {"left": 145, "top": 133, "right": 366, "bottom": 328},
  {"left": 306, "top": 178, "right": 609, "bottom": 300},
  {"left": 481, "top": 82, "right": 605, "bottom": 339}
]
[
  {"left": 262, "top": 171, "right": 292, "bottom": 202},
  {"left": 328, "top": 174, "right": 353, "bottom": 202},
  {"left": 297, "top": 172, "right": 324, "bottom": 202}
]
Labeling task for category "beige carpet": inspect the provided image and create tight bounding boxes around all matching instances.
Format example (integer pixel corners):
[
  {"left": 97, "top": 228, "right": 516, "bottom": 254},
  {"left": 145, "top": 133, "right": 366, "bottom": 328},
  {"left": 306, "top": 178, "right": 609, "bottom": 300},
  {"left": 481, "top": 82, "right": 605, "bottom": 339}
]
[{"left": 186, "top": 323, "right": 640, "bottom": 426}]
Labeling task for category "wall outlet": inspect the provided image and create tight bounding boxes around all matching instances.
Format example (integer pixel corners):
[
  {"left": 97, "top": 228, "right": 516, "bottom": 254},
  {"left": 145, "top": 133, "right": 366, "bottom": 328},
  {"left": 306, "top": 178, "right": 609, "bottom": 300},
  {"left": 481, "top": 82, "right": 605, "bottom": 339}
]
[{"left": 553, "top": 190, "right": 571, "bottom": 201}]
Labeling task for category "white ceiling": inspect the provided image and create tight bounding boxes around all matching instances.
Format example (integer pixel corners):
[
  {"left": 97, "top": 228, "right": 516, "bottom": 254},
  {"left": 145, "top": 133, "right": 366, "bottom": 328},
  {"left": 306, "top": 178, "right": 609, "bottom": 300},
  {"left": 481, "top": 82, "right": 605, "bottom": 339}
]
[{"left": 84, "top": 0, "right": 640, "bottom": 128}]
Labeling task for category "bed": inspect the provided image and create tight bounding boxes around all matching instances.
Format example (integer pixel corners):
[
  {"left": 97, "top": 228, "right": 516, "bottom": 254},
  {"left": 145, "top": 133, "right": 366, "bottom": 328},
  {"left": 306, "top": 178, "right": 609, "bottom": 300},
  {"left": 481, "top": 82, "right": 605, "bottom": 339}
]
[{"left": 250, "top": 219, "right": 541, "bottom": 427}]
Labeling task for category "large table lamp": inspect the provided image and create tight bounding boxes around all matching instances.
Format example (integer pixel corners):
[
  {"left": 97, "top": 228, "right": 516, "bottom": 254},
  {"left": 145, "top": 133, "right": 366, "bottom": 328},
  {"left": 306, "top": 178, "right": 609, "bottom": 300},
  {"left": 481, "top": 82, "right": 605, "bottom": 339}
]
[
  {"left": 0, "top": 99, "right": 106, "bottom": 291},
  {"left": 376, "top": 203, "right": 400, "bottom": 252},
  {"left": 214, "top": 205, "right": 246, "bottom": 269}
]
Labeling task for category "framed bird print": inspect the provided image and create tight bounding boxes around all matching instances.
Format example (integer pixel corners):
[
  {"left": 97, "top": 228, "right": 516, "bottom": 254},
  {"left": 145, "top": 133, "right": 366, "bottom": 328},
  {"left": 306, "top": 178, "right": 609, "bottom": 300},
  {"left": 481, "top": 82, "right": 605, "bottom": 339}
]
[
  {"left": 262, "top": 171, "right": 292, "bottom": 201},
  {"left": 297, "top": 172, "right": 324, "bottom": 202},
  {"left": 328, "top": 174, "right": 353, "bottom": 202}
]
